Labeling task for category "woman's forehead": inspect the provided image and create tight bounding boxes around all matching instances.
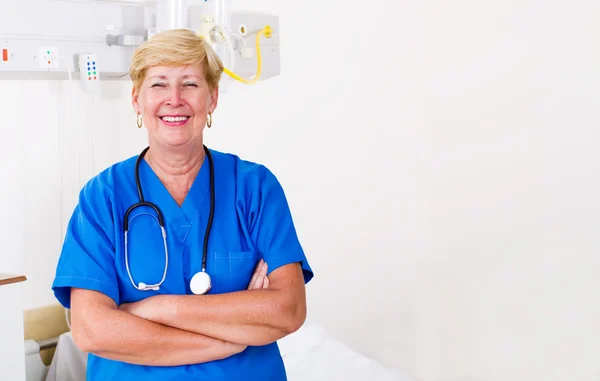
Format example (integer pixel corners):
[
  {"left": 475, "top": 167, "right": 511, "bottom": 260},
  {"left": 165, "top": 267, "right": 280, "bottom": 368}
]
[{"left": 145, "top": 65, "right": 205, "bottom": 80}]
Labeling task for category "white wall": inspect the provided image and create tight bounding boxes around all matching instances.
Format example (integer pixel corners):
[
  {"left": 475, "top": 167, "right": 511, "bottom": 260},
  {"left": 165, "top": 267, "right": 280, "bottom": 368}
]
[
  {"left": 0, "top": 0, "right": 424, "bottom": 380},
  {"left": 0, "top": 80, "right": 148, "bottom": 307},
  {"left": 425, "top": 1, "right": 600, "bottom": 381}
]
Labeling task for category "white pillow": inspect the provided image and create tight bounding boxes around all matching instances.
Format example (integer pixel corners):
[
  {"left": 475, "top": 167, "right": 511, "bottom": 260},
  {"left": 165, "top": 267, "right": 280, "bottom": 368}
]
[{"left": 277, "top": 322, "right": 329, "bottom": 358}]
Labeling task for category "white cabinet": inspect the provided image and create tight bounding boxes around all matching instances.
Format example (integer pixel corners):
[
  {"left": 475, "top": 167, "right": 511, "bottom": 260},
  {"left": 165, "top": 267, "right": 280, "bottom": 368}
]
[{"left": 0, "top": 275, "right": 27, "bottom": 381}]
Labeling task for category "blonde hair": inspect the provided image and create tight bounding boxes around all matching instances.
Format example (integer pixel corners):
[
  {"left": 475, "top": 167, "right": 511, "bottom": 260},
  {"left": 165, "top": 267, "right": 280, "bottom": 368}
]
[{"left": 129, "top": 29, "right": 224, "bottom": 92}]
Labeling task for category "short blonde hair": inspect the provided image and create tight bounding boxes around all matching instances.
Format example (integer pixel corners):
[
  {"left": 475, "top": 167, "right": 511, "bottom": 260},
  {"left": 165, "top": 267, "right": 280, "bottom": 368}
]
[{"left": 129, "top": 28, "right": 224, "bottom": 92}]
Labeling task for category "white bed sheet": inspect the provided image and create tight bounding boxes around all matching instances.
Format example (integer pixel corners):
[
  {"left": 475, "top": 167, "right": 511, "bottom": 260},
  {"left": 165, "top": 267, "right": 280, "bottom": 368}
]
[
  {"left": 278, "top": 323, "right": 413, "bottom": 381},
  {"left": 46, "top": 324, "right": 413, "bottom": 381}
]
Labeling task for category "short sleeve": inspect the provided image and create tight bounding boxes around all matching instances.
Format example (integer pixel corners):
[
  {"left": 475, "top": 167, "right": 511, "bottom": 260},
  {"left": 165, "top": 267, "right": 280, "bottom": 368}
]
[
  {"left": 52, "top": 179, "right": 120, "bottom": 308},
  {"left": 249, "top": 168, "right": 314, "bottom": 284}
]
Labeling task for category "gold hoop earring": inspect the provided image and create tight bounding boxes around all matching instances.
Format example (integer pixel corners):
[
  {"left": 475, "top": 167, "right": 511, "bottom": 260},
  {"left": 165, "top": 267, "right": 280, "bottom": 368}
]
[
  {"left": 207, "top": 112, "right": 212, "bottom": 128},
  {"left": 137, "top": 113, "right": 143, "bottom": 129}
]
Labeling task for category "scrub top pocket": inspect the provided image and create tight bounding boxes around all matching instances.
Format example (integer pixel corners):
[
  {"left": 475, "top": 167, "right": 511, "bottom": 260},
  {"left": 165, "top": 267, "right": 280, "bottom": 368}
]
[{"left": 212, "top": 251, "right": 259, "bottom": 294}]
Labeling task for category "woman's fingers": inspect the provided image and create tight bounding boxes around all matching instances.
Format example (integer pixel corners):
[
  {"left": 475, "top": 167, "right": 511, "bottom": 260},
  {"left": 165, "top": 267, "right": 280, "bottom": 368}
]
[
  {"left": 248, "top": 260, "right": 269, "bottom": 290},
  {"left": 247, "top": 259, "right": 263, "bottom": 289},
  {"left": 248, "top": 259, "right": 265, "bottom": 290},
  {"left": 259, "top": 260, "right": 268, "bottom": 278},
  {"left": 260, "top": 263, "right": 269, "bottom": 289}
]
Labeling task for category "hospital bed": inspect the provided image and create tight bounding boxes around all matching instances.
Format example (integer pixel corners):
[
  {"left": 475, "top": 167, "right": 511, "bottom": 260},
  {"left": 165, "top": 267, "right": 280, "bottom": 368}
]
[{"left": 25, "top": 322, "right": 411, "bottom": 381}]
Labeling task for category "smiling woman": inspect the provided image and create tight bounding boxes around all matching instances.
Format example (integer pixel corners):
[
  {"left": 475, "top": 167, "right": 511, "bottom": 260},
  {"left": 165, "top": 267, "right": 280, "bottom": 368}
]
[
  {"left": 51, "top": 28, "right": 314, "bottom": 381},
  {"left": 129, "top": 29, "right": 222, "bottom": 159}
]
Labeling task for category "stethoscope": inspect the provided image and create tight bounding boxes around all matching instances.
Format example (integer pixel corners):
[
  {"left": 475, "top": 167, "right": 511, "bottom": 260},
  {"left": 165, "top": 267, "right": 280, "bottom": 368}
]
[{"left": 123, "top": 145, "right": 215, "bottom": 295}]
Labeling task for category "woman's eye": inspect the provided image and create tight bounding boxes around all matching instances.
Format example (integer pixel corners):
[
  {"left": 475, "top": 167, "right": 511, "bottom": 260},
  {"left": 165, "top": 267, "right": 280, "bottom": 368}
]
[
  {"left": 151, "top": 83, "right": 165, "bottom": 88},
  {"left": 184, "top": 83, "right": 198, "bottom": 87}
]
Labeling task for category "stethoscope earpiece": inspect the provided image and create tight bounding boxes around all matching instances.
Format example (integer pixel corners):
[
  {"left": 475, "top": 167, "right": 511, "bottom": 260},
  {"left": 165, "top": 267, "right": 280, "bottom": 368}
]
[{"left": 138, "top": 282, "right": 159, "bottom": 291}]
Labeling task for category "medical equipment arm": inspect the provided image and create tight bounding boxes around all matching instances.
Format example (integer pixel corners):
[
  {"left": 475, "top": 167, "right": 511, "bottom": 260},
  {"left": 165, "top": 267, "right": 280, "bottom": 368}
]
[
  {"left": 121, "top": 263, "right": 307, "bottom": 346},
  {"left": 70, "top": 288, "right": 246, "bottom": 366}
]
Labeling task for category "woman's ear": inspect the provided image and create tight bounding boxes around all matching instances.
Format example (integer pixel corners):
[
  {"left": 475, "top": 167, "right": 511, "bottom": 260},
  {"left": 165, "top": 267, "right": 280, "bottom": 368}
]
[
  {"left": 208, "top": 87, "right": 219, "bottom": 114},
  {"left": 131, "top": 86, "right": 140, "bottom": 113}
]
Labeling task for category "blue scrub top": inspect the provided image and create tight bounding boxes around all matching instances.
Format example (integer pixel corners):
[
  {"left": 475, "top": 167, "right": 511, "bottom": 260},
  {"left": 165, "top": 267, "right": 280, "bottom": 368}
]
[{"left": 52, "top": 148, "right": 314, "bottom": 381}]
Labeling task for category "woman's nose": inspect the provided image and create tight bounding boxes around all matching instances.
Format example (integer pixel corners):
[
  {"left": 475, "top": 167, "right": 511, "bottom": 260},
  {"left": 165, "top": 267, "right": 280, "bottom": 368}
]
[{"left": 166, "top": 87, "right": 183, "bottom": 106}]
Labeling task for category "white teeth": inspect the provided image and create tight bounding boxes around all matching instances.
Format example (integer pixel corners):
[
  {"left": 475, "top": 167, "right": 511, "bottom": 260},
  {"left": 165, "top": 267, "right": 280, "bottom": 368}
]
[{"left": 162, "top": 116, "right": 189, "bottom": 122}]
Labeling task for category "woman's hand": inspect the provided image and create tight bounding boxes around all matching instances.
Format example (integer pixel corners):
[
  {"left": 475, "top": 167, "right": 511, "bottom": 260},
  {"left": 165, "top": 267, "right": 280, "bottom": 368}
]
[{"left": 247, "top": 259, "right": 269, "bottom": 290}]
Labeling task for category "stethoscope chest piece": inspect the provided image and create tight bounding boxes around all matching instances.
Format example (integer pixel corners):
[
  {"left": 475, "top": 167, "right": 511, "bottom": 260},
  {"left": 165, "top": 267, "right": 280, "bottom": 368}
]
[{"left": 190, "top": 271, "right": 212, "bottom": 295}]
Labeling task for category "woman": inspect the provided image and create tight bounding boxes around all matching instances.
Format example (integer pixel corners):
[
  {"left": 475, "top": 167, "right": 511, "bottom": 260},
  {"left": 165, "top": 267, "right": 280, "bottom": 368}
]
[{"left": 51, "top": 28, "right": 313, "bottom": 381}]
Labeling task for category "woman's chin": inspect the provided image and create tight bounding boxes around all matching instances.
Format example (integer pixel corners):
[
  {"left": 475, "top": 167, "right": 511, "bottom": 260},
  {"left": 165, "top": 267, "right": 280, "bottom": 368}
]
[{"left": 158, "top": 130, "right": 195, "bottom": 147}]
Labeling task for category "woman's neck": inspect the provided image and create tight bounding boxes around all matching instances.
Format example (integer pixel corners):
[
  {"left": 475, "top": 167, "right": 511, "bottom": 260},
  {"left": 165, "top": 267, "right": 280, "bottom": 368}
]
[{"left": 144, "top": 143, "right": 206, "bottom": 205}]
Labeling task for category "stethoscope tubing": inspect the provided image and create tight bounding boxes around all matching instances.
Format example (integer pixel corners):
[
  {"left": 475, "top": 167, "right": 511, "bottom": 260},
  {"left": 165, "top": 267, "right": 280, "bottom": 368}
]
[{"left": 123, "top": 145, "right": 214, "bottom": 291}]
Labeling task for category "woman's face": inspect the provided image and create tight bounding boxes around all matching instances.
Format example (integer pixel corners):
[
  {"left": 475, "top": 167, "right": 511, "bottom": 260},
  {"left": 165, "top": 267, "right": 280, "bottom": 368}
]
[{"left": 132, "top": 64, "right": 218, "bottom": 149}]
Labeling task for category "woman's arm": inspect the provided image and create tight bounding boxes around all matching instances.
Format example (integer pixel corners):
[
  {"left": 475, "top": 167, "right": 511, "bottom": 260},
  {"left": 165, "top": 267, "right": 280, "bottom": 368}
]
[
  {"left": 70, "top": 288, "right": 246, "bottom": 366},
  {"left": 120, "top": 262, "right": 307, "bottom": 347}
]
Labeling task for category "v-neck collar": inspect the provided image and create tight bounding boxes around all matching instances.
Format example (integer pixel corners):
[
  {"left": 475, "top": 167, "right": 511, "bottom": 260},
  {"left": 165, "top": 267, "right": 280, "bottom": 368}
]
[{"left": 136, "top": 152, "right": 212, "bottom": 243}]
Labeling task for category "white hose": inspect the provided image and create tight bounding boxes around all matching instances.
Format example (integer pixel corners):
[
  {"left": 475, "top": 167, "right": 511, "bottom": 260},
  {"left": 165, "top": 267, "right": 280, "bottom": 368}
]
[{"left": 218, "top": 24, "right": 237, "bottom": 73}]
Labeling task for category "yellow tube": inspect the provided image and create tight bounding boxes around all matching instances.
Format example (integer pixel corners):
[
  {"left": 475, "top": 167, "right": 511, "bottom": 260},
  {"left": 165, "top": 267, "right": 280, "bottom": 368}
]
[{"left": 223, "top": 25, "right": 272, "bottom": 85}]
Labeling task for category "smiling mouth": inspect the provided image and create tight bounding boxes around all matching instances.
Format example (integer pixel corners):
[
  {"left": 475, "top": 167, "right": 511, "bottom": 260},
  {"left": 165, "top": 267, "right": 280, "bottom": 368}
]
[{"left": 160, "top": 116, "right": 190, "bottom": 123}]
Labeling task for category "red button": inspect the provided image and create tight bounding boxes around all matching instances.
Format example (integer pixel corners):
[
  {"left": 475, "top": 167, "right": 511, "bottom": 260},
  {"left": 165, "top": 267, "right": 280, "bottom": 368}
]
[
  {"left": 94, "top": 76, "right": 97, "bottom": 80},
  {"left": 88, "top": 78, "right": 91, "bottom": 81},
  {"left": 2, "top": 49, "right": 7, "bottom": 62}
]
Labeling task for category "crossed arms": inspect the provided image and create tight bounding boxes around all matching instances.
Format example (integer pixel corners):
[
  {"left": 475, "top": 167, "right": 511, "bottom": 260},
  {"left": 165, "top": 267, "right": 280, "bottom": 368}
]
[{"left": 70, "top": 260, "right": 307, "bottom": 367}]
